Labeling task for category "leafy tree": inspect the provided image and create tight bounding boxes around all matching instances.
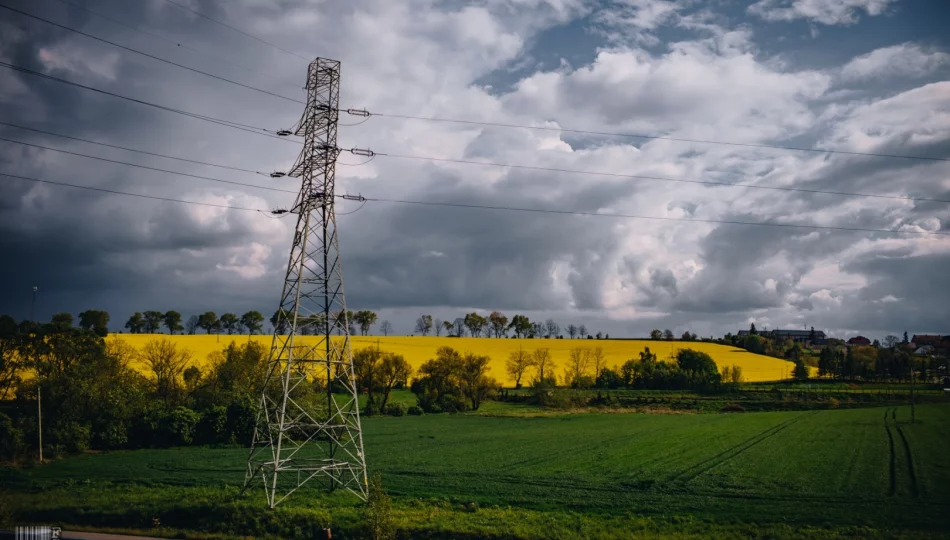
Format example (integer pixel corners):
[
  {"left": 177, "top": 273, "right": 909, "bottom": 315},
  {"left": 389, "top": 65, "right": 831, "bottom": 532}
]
[
  {"left": 411, "top": 347, "right": 466, "bottom": 413},
  {"left": 650, "top": 329, "right": 663, "bottom": 340},
  {"left": 903, "top": 331, "right": 909, "bottom": 344},
  {"left": 883, "top": 335, "right": 899, "bottom": 349},
  {"left": 750, "top": 323, "right": 757, "bottom": 336},
  {"left": 367, "top": 472, "right": 395, "bottom": 540},
  {"left": 566, "top": 324, "right": 578, "bottom": 339},
  {"left": 376, "top": 353, "right": 411, "bottom": 411},
  {"left": 78, "top": 310, "right": 110, "bottom": 336},
  {"left": 185, "top": 315, "right": 199, "bottom": 335},
  {"left": 271, "top": 309, "right": 290, "bottom": 334},
  {"left": 51, "top": 312, "right": 73, "bottom": 328},
  {"left": 508, "top": 315, "right": 531, "bottom": 338},
  {"left": 676, "top": 349, "right": 721, "bottom": 389},
  {"left": 506, "top": 348, "right": 534, "bottom": 388},
  {"left": 578, "top": 325, "right": 588, "bottom": 339},
  {"left": 143, "top": 311, "right": 163, "bottom": 333},
  {"left": 595, "top": 367, "right": 623, "bottom": 389},
  {"left": 489, "top": 311, "right": 508, "bottom": 338},
  {"left": 463, "top": 312, "right": 487, "bottom": 337},
  {"left": 442, "top": 320, "right": 453, "bottom": 336},
  {"left": 459, "top": 352, "right": 498, "bottom": 410},
  {"left": 241, "top": 311, "right": 264, "bottom": 335},
  {"left": 415, "top": 315, "right": 433, "bottom": 336},
  {"left": 163, "top": 311, "right": 183, "bottom": 335},
  {"left": 793, "top": 360, "right": 809, "bottom": 380},
  {"left": 452, "top": 317, "right": 466, "bottom": 338},
  {"left": 219, "top": 313, "right": 239, "bottom": 335},
  {"left": 379, "top": 320, "right": 392, "bottom": 336},
  {"left": 809, "top": 326, "right": 817, "bottom": 343},
  {"left": 353, "top": 347, "right": 384, "bottom": 413},
  {"left": 663, "top": 329, "right": 674, "bottom": 340},
  {"left": 681, "top": 331, "right": 694, "bottom": 341},
  {"left": 354, "top": 310, "right": 378, "bottom": 336},
  {"left": 198, "top": 312, "right": 220, "bottom": 334},
  {"left": 125, "top": 312, "right": 145, "bottom": 334},
  {"left": 0, "top": 315, "right": 23, "bottom": 400}
]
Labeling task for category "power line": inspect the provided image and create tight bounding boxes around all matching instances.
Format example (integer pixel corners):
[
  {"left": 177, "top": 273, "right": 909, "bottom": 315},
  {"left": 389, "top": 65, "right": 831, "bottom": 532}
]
[
  {"left": 365, "top": 112, "right": 950, "bottom": 163},
  {"left": 2, "top": 171, "right": 267, "bottom": 212},
  {"left": 361, "top": 196, "right": 950, "bottom": 236},
  {"left": 46, "top": 0, "right": 269, "bottom": 78},
  {"left": 0, "top": 3, "right": 303, "bottom": 104},
  {"left": 0, "top": 61, "right": 297, "bottom": 143},
  {"left": 161, "top": 0, "right": 310, "bottom": 62},
  {"left": 0, "top": 121, "right": 271, "bottom": 176},
  {"left": 374, "top": 152, "right": 950, "bottom": 204},
  {"left": 0, "top": 136, "right": 297, "bottom": 194}
]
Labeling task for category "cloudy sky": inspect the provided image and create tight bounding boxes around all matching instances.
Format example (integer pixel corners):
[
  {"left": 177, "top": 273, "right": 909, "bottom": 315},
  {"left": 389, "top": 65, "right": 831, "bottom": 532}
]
[{"left": 1, "top": 0, "right": 948, "bottom": 341}]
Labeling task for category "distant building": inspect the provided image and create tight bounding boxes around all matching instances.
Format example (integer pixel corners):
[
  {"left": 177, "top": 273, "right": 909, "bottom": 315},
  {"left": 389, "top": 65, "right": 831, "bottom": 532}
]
[
  {"left": 847, "top": 336, "right": 871, "bottom": 346},
  {"left": 911, "top": 335, "right": 950, "bottom": 350},
  {"left": 914, "top": 345, "right": 935, "bottom": 356},
  {"left": 736, "top": 328, "right": 826, "bottom": 344}
]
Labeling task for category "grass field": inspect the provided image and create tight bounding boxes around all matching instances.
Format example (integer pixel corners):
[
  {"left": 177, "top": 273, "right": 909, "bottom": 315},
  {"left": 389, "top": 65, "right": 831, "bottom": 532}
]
[
  {"left": 109, "top": 334, "right": 799, "bottom": 384},
  {"left": 4, "top": 404, "right": 948, "bottom": 538}
]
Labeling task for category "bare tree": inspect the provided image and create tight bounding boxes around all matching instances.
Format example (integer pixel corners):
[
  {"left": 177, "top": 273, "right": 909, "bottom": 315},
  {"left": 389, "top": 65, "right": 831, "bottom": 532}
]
[
  {"left": 452, "top": 318, "right": 466, "bottom": 337},
  {"left": 883, "top": 335, "right": 899, "bottom": 349},
  {"left": 578, "top": 325, "right": 588, "bottom": 339},
  {"left": 544, "top": 319, "right": 560, "bottom": 338},
  {"left": 590, "top": 347, "right": 606, "bottom": 378},
  {"left": 434, "top": 318, "right": 443, "bottom": 337},
  {"left": 506, "top": 348, "right": 534, "bottom": 388},
  {"left": 565, "top": 347, "right": 592, "bottom": 387},
  {"left": 530, "top": 322, "right": 544, "bottom": 338},
  {"left": 532, "top": 348, "right": 554, "bottom": 381},
  {"left": 141, "top": 339, "right": 193, "bottom": 407},
  {"left": 663, "top": 329, "right": 674, "bottom": 340},
  {"left": 566, "top": 324, "right": 578, "bottom": 339},
  {"left": 379, "top": 320, "right": 393, "bottom": 336}
]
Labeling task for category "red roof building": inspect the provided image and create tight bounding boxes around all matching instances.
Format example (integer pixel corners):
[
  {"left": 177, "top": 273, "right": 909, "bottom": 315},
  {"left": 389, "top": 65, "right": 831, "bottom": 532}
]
[{"left": 847, "top": 336, "right": 871, "bottom": 346}]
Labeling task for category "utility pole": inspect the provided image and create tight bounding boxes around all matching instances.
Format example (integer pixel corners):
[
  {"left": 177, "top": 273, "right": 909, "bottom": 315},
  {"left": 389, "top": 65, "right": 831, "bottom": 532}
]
[
  {"left": 243, "top": 58, "right": 367, "bottom": 507},
  {"left": 37, "top": 384, "right": 43, "bottom": 462}
]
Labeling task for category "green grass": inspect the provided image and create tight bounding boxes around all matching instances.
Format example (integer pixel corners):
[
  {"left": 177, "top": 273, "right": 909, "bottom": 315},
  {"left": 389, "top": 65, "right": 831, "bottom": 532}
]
[{"left": 4, "top": 404, "right": 949, "bottom": 538}]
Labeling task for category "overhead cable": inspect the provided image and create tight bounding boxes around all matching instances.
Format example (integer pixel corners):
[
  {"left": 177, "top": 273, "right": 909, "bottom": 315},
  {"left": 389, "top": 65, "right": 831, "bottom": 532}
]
[
  {"left": 0, "top": 137, "right": 297, "bottom": 194},
  {"left": 361, "top": 197, "right": 949, "bottom": 236},
  {"left": 0, "top": 61, "right": 298, "bottom": 144},
  {"left": 0, "top": 121, "right": 271, "bottom": 176},
  {"left": 373, "top": 152, "right": 950, "bottom": 204},
  {"left": 361, "top": 111, "right": 949, "bottom": 162},
  {"left": 2, "top": 172, "right": 268, "bottom": 212},
  {"left": 47, "top": 0, "right": 268, "bottom": 78},
  {"left": 0, "top": 4, "right": 303, "bottom": 104},
  {"left": 160, "top": 0, "right": 311, "bottom": 62}
]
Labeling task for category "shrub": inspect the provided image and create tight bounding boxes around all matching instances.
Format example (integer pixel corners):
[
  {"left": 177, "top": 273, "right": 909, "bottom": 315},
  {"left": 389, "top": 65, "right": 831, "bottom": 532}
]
[
  {"left": 225, "top": 399, "right": 256, "bottom": 444},
  {"left": 828, "top": 397, "right": 840, "bottom": 409},
  {"left": 720, "top": 403, "right": 745, "bottom": 413},
  {"left": 407, "top": 405, "right": 424, "bottom": 416},
  {"left": 0, "top": 413, "right": 24, "bottom": 460},
  {"left": 157, "top": 407, "right": 200, "bottom": 447},
  {"left": 366, "top": 472, "right": 395, "bottom": 540},
  {"left": 196, "top": 406, "right": 228, "bottom": 445},
  {"left": 383, "top": 403, "right": 407, "bottom": 417}
]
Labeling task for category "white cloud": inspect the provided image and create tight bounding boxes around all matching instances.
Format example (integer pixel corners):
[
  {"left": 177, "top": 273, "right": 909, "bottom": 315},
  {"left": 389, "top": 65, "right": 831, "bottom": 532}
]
[
  {"left": 748, "top": 0, "right": 896, "bottom": 25},
  {"left": 839, "top": 43, "right": 950, "bottom": 82}
]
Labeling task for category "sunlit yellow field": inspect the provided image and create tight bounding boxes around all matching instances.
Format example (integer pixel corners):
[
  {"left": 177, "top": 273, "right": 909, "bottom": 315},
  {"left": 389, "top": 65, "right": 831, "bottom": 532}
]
[{"left": 110, "top": 334, "right": 797, "bottom": 384}]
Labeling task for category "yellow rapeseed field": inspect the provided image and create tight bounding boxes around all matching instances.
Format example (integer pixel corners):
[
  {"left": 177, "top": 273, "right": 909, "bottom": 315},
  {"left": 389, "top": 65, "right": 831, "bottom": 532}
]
[{"left": 110, "top": 334, "right": 797, "bottom": 384}]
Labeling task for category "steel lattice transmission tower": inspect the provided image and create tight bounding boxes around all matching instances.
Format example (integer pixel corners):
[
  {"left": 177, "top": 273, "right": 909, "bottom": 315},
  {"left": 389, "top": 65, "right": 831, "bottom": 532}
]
[{"left": 243, "top": 57, "right": 367, "bottom": 507}]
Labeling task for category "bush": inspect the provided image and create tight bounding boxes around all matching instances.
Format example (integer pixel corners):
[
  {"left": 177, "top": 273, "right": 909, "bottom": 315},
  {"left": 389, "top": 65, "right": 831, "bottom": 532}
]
[
  {"left": 383, "top": 403, "right": 407, "bottom": 417},
  {"left": 720, "top": 403, "right": 745, "bottom": 413},
  {"left": 366, "top": 472, "right": 395, "bottom": 540},
  {"left": 0, "top": 413, "right": 24, "bottom": 460},
  {"left": 225, "top": 399, "right": 256, "bottom": 445},
  {"left": 195, "top": 406, "right": 228, "bottom": 445},
  {"left": 407, "top": 405, "right": 424, "bottom": 416},
  {"left": 48, "top": 421, "right": 91, "bottom": 455},
  {"left": 157, "top": 407, "right": 200, "bottom": 447}
]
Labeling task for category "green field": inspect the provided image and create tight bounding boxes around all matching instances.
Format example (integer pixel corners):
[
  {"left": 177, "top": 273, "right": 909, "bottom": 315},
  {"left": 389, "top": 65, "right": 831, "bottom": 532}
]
[{"left": 4, "top": 404, "right": 950, "bottom": 539}]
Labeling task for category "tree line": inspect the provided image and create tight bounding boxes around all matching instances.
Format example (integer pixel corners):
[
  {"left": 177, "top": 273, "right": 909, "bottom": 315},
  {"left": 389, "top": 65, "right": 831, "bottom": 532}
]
[{"left": 414, "top": 312, "right": 603, "bottom": 340}]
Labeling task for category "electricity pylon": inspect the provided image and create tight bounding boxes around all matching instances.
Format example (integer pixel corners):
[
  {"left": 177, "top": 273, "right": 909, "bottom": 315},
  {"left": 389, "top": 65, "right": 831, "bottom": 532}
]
[{"left": 243, "top": 57, "right": 367, "bottom": 507}]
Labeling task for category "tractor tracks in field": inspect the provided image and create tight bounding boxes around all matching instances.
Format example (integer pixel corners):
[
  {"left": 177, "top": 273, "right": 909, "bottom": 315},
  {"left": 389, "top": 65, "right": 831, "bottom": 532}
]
[
  {"left": 885, "top": 407, "right": 920, "bottom": 498},
  {"left": 669, "top": 411, "right": 818, "bottom": 485}
]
